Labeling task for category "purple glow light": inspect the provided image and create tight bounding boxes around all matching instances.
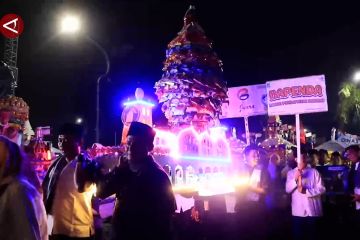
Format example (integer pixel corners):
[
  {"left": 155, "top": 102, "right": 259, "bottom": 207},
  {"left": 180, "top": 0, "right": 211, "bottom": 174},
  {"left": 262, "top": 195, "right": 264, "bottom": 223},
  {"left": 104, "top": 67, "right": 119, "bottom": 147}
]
[
  {"left": 123, "top": 100, "right": 155, "bottom": 107},
  {"left": 153, "top": 126, "right": 231, "bottom": 163},
  {"left": 180, "top": 155, "right": 231, "bottom": 163}
]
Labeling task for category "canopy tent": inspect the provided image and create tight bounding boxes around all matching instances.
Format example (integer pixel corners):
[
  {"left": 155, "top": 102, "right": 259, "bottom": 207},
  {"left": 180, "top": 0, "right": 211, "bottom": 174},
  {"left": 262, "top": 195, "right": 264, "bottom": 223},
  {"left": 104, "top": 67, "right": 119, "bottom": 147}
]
[
  {"left": 259, "top": 137, "right": 296, "bottom": 149},
  {"left": 315, "top": 140, "right": 345, "bottom": 153}
]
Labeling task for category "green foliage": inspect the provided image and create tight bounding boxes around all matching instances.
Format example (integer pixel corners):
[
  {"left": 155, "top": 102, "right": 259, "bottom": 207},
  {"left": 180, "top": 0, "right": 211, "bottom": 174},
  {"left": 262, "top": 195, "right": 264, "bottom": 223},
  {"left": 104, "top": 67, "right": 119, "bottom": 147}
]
[{"left": 337, "top": 83, "right": 360, "bottom": 133}]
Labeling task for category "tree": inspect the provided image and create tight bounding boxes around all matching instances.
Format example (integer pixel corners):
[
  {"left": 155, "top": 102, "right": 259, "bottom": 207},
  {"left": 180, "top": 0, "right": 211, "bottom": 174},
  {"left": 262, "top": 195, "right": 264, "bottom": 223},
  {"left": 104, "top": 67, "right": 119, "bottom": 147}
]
[{"left": 337, "top": 82, "right": 360, "bottom": 134}]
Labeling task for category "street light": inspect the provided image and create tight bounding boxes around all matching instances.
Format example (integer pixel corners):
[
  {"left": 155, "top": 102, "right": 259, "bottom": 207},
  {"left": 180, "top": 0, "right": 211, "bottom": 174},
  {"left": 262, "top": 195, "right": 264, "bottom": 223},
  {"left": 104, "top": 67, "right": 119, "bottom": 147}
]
[
  {"left": 353, "top": 71, "right": 360, "bottom": 83},
  {"left": 60, "top": 15, "right": 80, "bottom": 34},
  {"left": 76, "top": 117, "right": 83, "bottom": 124},
  {"left": 59, "top": 14, "right": 110, "bottom": 143}
]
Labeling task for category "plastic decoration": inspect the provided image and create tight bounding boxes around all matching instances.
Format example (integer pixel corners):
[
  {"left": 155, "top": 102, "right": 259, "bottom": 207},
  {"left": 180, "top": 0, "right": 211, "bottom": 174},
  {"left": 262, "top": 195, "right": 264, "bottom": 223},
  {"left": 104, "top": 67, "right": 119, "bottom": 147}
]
[
  {"left": 0, "top": 95, "right": 29, "bottom": 128},
  {"left": 155, "top": 5, "right": 227, "bottom": 128},
  {"left": 153, "top": 126, "right": 231, "bottom": 163}
]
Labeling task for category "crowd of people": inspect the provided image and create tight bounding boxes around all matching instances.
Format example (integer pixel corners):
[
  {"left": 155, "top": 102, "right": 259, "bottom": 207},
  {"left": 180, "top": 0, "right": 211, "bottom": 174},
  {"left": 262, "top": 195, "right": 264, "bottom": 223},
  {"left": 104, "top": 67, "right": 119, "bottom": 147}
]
[
  {"left": 0, "top": 121, "right": 176, "bottom": 240},
  {"left": 0, "top": 120, "right": 359, "bottom": 240},
  {"left": 177, "top": 144, "right": 359, "bottom": 240}
]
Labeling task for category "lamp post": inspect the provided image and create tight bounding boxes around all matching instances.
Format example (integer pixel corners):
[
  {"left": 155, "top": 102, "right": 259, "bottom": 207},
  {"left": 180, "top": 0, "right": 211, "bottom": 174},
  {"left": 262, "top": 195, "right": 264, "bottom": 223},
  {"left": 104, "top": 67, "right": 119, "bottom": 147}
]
[
  {"left": 60, "top": 15, "right": 110, "bottom": 143},
  {"left": 87, "top": 36, "right": 110, "bottom": 143}
]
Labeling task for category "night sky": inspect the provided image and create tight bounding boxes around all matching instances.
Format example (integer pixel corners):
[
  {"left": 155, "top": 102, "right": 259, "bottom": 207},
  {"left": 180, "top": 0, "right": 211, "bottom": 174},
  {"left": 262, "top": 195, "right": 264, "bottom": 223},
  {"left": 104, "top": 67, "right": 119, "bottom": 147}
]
[{"left": 1, "top": 0, "right": 360, "bottom": 146}]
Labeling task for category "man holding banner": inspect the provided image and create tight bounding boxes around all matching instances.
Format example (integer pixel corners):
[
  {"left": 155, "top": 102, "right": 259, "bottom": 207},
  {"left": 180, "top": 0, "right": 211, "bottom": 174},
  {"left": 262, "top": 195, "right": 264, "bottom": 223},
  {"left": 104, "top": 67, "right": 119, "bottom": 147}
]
[{"left": 286, "top": 150, "right": 325, "bottom": 240}]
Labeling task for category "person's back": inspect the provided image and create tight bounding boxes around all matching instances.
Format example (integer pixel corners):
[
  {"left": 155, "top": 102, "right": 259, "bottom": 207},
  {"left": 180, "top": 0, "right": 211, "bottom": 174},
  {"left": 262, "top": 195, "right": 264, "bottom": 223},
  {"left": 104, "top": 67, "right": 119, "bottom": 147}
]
[
  {"left": 0, "top": 136, "right": 47, "bottom": 240},
  {"left": 0, "top": 177, "right": 47, "bottom": 240},
  {"left": 77, "top": 122, "right": 176, "bottom": 240},
  {"left": 98, "top": 157, "right": 175, "bottom": 240}
]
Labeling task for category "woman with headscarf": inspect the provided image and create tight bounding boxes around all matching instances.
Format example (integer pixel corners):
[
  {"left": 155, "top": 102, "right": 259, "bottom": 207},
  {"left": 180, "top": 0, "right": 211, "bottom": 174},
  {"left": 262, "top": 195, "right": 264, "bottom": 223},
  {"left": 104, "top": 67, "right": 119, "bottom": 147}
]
[{"left": 0, "top": 136, "right": 48, "bottom": 240}]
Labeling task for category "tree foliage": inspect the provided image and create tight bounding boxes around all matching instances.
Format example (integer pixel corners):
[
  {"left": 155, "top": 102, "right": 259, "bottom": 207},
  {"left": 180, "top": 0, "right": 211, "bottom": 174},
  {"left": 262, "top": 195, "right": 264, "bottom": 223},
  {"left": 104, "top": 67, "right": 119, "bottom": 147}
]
[{"left": 337, "top": 82, "right": 360, "bottom": 134}]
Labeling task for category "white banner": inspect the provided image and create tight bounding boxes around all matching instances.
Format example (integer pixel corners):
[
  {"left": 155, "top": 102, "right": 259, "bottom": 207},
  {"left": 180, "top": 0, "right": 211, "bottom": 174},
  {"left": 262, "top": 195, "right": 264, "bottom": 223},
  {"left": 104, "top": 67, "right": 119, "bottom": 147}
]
[
  {"left": 221, "top": 84, "right": 267, "bottom": 118},
  {"left": 266, "top": 75, "right": 328, "bottom": 115},
  {"left": 336, "top": 133, "right": 360, "bottom": 147}
]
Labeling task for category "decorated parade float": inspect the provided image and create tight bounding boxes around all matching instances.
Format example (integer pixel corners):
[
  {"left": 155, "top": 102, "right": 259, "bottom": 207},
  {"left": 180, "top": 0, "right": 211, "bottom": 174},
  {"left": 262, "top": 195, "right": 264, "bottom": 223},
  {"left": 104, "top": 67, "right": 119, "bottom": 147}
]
[
  {"left": 120, "top": 6, "right": 245, "bottom": 198},
  {"left": 0, "top": 94, "right": 53, "bottom": 180},
  {"left": 153, "top": 5, "right": 236, "bottom": 196},
  {"left": 100, "top": 6, "right": 297, "bottom": 201}
]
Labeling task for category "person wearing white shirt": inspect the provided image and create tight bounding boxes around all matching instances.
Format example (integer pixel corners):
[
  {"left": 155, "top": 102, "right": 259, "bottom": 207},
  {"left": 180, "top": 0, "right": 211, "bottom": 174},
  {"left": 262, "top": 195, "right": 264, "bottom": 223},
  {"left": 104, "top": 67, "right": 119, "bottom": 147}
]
[
  {"left": 42, "top": 123, "right": 95, "bottom": 240},
  {"left": 286, "top": 151, "right": 325, "bottom": 240}
]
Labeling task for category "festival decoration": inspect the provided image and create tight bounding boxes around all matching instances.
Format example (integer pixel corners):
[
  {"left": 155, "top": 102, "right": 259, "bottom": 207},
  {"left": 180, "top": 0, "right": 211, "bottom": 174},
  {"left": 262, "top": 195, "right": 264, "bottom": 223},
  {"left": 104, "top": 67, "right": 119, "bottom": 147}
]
[
  {"left": 155, "top": 5, "right": 227, "bottom": 128},
  {"left": 87, "top": 143, "right": 125, "bottom": 159},
  {"left": 26, "top": 126, "right": 52, "bottom": 181},
  {"left": 153, "top": 126, "right": 231, "bottom": 163},
  {"left": 0, "top": 95, "right": 29, "bottom": 127},
  {"left": 121, "top": 88, "right": 154, "bottom": 143},
  {"left": 259, "top": 116, "right": 295, "bottom": 166},
  {"left": 0, "top": 95, "right": 34, "bottom": 144}
]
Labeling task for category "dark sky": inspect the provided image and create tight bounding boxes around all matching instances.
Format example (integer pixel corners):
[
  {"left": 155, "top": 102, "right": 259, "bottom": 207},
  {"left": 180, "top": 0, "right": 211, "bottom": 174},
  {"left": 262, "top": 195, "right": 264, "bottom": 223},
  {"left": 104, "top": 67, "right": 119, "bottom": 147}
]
[{"left": 1, "top": 0, "right": 360, "bottom": 146}]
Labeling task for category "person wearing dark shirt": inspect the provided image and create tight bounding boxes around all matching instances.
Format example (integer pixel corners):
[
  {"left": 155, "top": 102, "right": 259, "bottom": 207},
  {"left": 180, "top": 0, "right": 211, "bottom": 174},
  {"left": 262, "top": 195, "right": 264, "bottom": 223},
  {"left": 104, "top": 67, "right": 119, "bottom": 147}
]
[
  {"left": 235, "top": 145, "right": 270, "bottom": 240},
  {"left": 318, "top": 149, "right": 330, "bottom": 166},
  {"left": 76, "top": 122, "right": 176, "bottom": 240},
  {"left": 344, "top": 145, "right": 360, "bottom": 232},
  {"left": 330, "top": 151, "right": 343, "bottom": 165}
]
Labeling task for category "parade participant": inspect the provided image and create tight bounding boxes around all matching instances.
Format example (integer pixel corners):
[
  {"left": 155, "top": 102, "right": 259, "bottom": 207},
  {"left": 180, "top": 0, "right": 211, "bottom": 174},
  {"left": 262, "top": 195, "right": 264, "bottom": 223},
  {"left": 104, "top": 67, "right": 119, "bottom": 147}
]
[
  {"left": 235, "top": 145, "right": 270, "bottom": 209},
  {"left": 0, "top": 136, "right": 48, "bottom": 240},
  {"left": 235, "top": 145, "right": 270, "bottom": 240},
  {"left": 318, "top": 149, "right": 330, "bottom": 166},
  {"left": 344, "top": 145, "right": 360, "bottom": 228},
  {"left": 308, "top": 149, "right": 320, "bottom": 167},
  {"left": 42, "top": 123, "right": 95, "bottom": 239},
  {"left": 330, "top": 151, "right": 343, "bottom": 165},
  {"left": 281, "top": 148, "right": 297, "bottom": 179},
  {"left": 266, "top": 148, "right": 291, "bottom": 239},
  {"left": 76, "top": 121, "right": 176, "bottom": 240},
  {"left": 286, "top": 150, "right": 325, "bottom": 240}
]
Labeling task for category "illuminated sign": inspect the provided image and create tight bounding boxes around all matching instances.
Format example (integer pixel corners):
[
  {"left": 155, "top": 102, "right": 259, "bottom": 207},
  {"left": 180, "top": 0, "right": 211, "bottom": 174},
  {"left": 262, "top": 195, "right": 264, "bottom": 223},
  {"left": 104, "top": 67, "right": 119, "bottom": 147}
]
[
  {"left": 221, "top": 84, "right": 267, "bottom": 118},
  {"left": 266, "top": 75, "right": 328, "bottom": 115},
  {"left": 153, "top": 126, "right": 231, "bottom": 163}
]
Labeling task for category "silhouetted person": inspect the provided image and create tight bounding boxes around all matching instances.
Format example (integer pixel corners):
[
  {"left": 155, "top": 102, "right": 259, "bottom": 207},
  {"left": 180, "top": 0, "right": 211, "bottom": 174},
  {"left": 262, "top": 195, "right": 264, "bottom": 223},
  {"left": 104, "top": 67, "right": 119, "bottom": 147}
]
[
  {"left": 344, "top": 145, "right": 360, "bottom": 231},
  {"left": 318, "top": 149, "right": 330, "bottom": 166},
  {"left": 308, "top": 149, "right": 320, "bottom": 167},
  {"left": 76, "top": 122, "right": 176, "bottom": 240},
  {"left": 330, "top": 151, "right": 343, "bottom": 165},
  {"left": 0, "top": 136, "right": 48, "bottom": 240},
  {"left": 235, "top": 145, "right": 270, "bottom": 240}
]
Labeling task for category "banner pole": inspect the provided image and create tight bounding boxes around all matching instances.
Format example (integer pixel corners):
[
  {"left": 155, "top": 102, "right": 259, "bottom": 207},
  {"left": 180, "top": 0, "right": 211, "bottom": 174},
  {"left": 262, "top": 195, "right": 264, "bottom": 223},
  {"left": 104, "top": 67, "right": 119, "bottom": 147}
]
[
  {"left": 244, "top": 116, "right": 250, "bottom": 145},
  {"left": 296, "top": 114, "right": 301, "bottom": 164}
]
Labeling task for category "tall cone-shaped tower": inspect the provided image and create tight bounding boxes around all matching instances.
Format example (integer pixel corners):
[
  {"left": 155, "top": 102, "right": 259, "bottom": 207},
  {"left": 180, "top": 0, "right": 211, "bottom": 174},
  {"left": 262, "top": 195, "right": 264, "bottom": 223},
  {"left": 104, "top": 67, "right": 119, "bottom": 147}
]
[{"left": 155, "top": 5, "right": 227, "bottom": 129}]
